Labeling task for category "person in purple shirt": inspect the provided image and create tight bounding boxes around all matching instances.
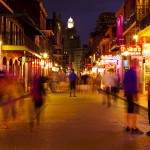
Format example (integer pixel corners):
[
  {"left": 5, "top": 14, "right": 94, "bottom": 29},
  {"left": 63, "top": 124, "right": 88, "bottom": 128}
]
[
  {"left": 123, "top": 60, "right": 143, "bottom": 134},
  {"left": 68, "top": 69, "right": 77, "bottom": 97}
]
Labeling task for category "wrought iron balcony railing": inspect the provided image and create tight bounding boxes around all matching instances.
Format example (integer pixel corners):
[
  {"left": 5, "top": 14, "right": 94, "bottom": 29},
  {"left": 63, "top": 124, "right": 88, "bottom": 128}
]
[
  {"left": 123, "top": 6, "right": 149, "bottom": 31},
  {"left": 123, "top": 11, "right": 136, "bottom": 31},
  {"left": 2, "top": 32, "right": 43, "bottom": 54},
  {"left": 139, "top": 9, "right": 150, "bottom": 30}
]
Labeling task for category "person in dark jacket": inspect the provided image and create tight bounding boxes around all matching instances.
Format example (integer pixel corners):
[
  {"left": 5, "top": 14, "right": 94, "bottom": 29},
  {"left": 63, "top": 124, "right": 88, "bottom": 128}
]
[
  {"left": 30, "top": 74, "right": 45, "bottom": 132},
  {"left": 68, "top": 69, "right": 77, "bottom": 97},
  {"left": 123, "top": 60, "right": 143, "bottom": 134}
]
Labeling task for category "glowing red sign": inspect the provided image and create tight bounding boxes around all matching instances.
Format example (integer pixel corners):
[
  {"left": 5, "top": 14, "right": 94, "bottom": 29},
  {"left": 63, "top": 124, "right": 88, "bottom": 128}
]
[{"left": 120, "top": 45, "right": 142, "bottom": 55}]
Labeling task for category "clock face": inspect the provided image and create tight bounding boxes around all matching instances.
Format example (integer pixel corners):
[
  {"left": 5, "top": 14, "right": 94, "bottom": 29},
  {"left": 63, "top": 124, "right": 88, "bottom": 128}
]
[
  {"left": 68, "top": 17, "right": 74, "bottom": 28},
  {"left": 68, "top": 23, "right": 73, "bottom": 28}
]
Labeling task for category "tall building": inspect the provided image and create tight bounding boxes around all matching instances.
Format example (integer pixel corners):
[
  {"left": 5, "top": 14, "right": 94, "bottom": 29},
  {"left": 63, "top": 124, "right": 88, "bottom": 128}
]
[
  {"left": 74, "top": 46, "right": 89, "bottom": 73},
  {"left": 46, "top": 12, "right": 64, "bottom": 67},
  {"left": 95, "top": 12, "right": 116, "bottom": 33},
  {"left": 89, "top": 12, "right": 116, "bottom": 55},
  {"left": 62, "top": 17, "right": 81, "bottom": 66},
  {"left": 73, "top": 49, "right": 82, "bottom": 73},
  {"left": 0, "top": 0, "right": 50, "bottom": 92}
]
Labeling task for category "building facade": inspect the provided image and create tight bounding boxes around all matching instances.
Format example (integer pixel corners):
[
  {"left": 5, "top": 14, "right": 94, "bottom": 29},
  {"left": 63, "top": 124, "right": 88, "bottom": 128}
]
[
  {"left": 0, "top": 0, "right": 55, "bottom": 92},
  {"left": 62, "top": 17, "right": 81, "bottom": 68},
  {"left": 87, "top": 0, "right": 150, "bottom": 93}
]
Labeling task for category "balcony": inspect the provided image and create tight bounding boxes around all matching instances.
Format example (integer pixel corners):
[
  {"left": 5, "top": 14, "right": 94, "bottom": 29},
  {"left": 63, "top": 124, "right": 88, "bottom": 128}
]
[
  {"left": 124, "top": 6, "right": 150, "bottom": 33},
  {"left": 123, "top": 11, "right": 136, "bottom": 32},
  {"left": 139, "top": 10, "right": 150, "bottom": 31},
  {"left": 2, "top": 32, "right": 43, "bottom": 56}
]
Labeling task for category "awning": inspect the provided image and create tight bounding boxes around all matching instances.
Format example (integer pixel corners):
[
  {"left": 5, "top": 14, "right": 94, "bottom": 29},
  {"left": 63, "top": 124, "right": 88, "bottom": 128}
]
[{"left": 138, "top": 25, "right": 150, "bottom": 37}]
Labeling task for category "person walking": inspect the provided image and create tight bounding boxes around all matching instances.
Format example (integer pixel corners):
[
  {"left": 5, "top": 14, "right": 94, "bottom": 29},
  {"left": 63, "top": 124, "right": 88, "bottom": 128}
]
[
  {"left": 96, "top": 73, "right": 102, "bottom": 92},
  {"left": 68, "top": 69, "right": 77, "bottom": 97},
  {"left": 110, "top": 69, "right": 119, "bottom": 103},
  {"left": 49, "top": 71, "right": 58, "bottom": 93},
  {"left": 76, "top": 72, "right": 81, "bottom": 92},
  {"left": 30, "top": 74, "right": 45, "bottom": 132},
  {"left": 0, "top": 72, "right": 10, "bottom": 129},
  {"left": 102, "top": 69, "right": 113, "bottom": 107},
  {"left": 123, "top": 60, "right": 143, "bottom": 134}
]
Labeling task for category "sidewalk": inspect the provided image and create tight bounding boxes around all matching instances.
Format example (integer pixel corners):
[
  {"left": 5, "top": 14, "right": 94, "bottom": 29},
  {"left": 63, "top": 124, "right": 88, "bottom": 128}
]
[
  {"left": 0, "top": 91, "right": 150, "bottom": 150},
  {"left": 117, "top": 90, "right": 148, "bottom": 110}
]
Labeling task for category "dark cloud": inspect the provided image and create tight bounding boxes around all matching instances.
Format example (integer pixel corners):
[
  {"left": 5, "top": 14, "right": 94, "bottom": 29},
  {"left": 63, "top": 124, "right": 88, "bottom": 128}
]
[{"left": 42, "top": 0, "right": 124, "bottom": 45}]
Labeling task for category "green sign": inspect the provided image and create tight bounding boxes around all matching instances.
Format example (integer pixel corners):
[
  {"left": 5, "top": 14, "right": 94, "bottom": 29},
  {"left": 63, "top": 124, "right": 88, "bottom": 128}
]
[{"left": 22, "top": 56, "right": 26, "bottom": 63}]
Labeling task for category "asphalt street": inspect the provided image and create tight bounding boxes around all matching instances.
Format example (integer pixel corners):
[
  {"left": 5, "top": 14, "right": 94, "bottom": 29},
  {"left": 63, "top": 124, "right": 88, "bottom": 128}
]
[{"left": 0, "top": 91, "right": 150, "bottom": 150}]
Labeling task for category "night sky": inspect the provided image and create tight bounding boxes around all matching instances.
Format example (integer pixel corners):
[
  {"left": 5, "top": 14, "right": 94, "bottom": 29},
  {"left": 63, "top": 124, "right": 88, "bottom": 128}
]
[{"left": 42, "top": 0, "right": 124, "bottom": 46}]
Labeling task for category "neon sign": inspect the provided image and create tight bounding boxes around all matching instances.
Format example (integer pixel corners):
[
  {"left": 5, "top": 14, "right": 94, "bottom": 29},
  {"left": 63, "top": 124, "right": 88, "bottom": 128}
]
[{"left": 120, "top": 45, "right": 142, "bottom": 55}]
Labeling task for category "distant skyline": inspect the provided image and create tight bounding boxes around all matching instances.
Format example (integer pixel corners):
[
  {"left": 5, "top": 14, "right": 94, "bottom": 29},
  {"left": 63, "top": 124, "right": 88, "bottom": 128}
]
[{"left": 42, "top": 0, "right": 124, "bottom": 46}]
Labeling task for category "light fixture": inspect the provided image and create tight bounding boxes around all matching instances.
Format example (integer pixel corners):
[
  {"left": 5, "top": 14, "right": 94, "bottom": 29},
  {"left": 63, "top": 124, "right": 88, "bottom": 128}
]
[
  {"left": 43, "top": 53, "right": 48, "bottom": 58},
  {"left": 133, "top": 35, "right": 138, "bottom": 43}
]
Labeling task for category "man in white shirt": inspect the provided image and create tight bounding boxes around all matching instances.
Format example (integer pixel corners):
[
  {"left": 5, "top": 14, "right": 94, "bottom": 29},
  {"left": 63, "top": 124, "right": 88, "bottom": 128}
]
[{"left": 102, "top": 69, "right": 112, "bottom": 107}]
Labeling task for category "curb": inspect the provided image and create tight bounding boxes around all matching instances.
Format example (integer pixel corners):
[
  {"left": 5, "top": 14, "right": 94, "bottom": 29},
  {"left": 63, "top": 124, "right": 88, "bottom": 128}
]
[
  {"left": 0, "top": 93, "right": 31, "bottom": 107},
  {"left": 100, "top": 89, "right": 148, "bottom": 111},
  {"left": 116, "top": 93, "right": 148, "bottom": 112}
]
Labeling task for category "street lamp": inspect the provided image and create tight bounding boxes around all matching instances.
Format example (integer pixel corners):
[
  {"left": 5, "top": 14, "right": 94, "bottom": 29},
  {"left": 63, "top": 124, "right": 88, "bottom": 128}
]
[
  {"left": 40, "top": 52, "right": 49, "bottom": 76},
  {"left": 133, "top": 35, "right": 138, "bottom": 43},
  {"left": 43, "top": 53, "right": 48, "bottom": 59}
]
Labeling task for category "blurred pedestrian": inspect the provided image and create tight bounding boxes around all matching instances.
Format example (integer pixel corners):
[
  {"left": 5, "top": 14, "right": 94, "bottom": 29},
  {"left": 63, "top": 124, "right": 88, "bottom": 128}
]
[
  {"left": 7, "top": 76, "right": 18, "bottom": 121},
  {"left": 16, "top": 77, "right": 25, "bottom": 121},
  {"left": 110, "top": 69, "right": 119, "bottom": 103},
  {"left": 49, "top": 71, "right": 58, "bottom": 93},
  {"left": 68, "top": 69, "right": 77, "bottom": 97},
  {"left": 146, "top": 78, "right": 150, "bottom": 136},
  {"left": 30, "top": 74, "right": 45, "bottom": 132},
  {"left": 0, "top": 72, "right": 25, "bottom": 128},
  {"left": 123, "top": 60, "right": 143, "bottom": 134},
  {"left": 59, "top": 71, "right": 67, "bottom": 92},
  {"left": 96, "top": 73, "right": 102, "bottom": 92},
  {"left": 81, "top": 74, "right": 89, "bottom": 85},
  {"left": 76, "top": 72, "right": 81, "bottom": 92},
  {"left": 0, "top": 72, "right": 10, "bottom": 129},
  {"left": 102, "top": 69, "right": 112, "bottom": 107}
]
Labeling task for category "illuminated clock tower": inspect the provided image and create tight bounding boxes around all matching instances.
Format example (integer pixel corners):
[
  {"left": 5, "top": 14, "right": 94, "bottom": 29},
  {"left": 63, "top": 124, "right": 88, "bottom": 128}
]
[
  {"left": 67, "top": 17, "right": 74, "bottom": 28},
  {"left": 63, "top": 16, "right": 81, "bottom": 66}
]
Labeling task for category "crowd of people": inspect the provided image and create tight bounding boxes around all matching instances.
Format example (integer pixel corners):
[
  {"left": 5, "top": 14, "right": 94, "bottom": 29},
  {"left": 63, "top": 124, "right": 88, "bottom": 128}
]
[
  {"left": 0, "top": 71, "right": 24, "bottom": 129},
  {"left": 1, "top": 65, "right": 150, "bottom": 136}
]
